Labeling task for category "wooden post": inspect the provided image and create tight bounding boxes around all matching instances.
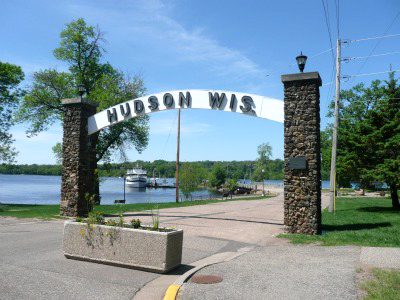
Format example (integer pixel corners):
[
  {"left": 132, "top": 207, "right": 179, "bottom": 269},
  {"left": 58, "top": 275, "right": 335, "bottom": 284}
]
[{"left": 175, "top": 109, "right": 181, "bottom": 203}]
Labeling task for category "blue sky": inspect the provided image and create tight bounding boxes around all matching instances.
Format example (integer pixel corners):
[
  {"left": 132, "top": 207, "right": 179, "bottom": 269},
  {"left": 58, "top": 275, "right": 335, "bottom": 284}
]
[{"left": 2, "top": 0, "right": 400, "bottom": 164}]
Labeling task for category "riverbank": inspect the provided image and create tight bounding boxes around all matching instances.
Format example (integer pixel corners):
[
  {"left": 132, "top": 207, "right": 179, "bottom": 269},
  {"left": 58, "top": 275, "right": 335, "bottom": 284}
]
[
  {"left": 0, "top": 174, "right": 331, "bottom": 205},
  {"left": 0, "top": 195, "right": 272, "bottom": 219}
]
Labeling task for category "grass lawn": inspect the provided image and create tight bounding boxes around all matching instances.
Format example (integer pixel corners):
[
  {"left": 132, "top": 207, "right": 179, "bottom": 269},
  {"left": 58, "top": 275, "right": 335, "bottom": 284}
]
[
  {"left": 362, "top": 268, "right": 400, "bottom": 300},
  {"left": 0, "top": 195, "right": 271, "bottom": 219},
  {"left": 279, "top": 197, "right": 400, "bottom": 247}
]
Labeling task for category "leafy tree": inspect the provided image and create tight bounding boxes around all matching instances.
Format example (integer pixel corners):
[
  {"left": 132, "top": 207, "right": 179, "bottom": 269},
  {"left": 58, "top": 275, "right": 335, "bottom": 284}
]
[
  {"left": 0, "top": 62, "right": 24, "bottom": 163},
  {"left": 179, "top": 163, "right": 207, "bottom": 199},
  {"left": 15, "top": 18, "right": 149, "bottom": 199},
  {"left": 225, "top": 178, "right": 238, "bottom": 199},
  {"left": 361, "top": 73, "right": 400, "bottom": 208},
  {"left": 253, "top": 142, "right": 272, "bottom": 181},
  {"left": 208, "top": 163, "right": 226, "bottom": 188},
  {"left": 52, "top": 143, "right": 62, "bottom": 165},
  {"left": 320, "top": 130, "right": 332, "bottom": 180},
  {"left": 53, "top": 19, "right": 105, "bottom": 92},
  {"left": 326, "top": 73, "right": 400, "bottom": 208}
]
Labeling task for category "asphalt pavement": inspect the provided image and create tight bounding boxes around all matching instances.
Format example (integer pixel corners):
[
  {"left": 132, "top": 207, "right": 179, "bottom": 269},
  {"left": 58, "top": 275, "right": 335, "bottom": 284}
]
[{"left": 0, "top": 189, "right": 399, "bottom": 300}]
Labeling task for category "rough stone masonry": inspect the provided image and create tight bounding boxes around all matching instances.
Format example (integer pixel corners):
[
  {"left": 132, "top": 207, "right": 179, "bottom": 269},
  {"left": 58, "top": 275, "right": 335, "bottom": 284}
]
[
  {"left": 281, "top": 72, "right": 322, "bottom": 234},
  {"left": 60, "top": 98, "right": 98, "bottom": 217}
]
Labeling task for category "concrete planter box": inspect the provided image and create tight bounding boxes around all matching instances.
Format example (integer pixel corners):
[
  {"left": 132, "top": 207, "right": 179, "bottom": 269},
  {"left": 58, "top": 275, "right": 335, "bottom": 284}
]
[{"left": 63, "top": 221, "right": 183, "bottom": 273}]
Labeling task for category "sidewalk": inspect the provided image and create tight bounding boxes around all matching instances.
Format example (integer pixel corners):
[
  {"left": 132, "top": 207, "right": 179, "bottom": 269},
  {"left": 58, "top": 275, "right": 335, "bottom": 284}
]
[
  {"left": 1, "top": 191, "right": 399, "bottom": 300},
  {"left": 127, "top": 190, "right": 400, "bottom": 299}
]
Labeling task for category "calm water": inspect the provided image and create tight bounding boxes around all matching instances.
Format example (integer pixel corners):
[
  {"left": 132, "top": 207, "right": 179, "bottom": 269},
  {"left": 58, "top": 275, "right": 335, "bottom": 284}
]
[{"left": 0, "top": 174, "right": 330, "bottom": 205}]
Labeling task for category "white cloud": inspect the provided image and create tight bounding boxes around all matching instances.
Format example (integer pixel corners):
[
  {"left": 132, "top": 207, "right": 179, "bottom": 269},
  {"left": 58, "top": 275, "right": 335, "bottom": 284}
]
[
  {"left": 65, "top": 0, "right": 266, "bottom": 81},
  {"left": 150, "top": 114, "right": 212, "bottom": 137}
]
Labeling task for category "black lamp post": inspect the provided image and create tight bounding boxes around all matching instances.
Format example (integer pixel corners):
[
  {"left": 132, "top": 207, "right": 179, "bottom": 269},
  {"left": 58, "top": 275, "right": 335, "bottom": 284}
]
[
  {"left": 78, "top": 84, "right": 86, "bottom": 99},
  {"left": 296, "top": 51, "right": 307, "bottom": 73}
]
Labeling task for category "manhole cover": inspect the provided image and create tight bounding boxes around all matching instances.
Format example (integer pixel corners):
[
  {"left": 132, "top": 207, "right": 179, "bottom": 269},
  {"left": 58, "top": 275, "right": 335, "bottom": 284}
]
[{"left": 190, "top": 275, "right": 223, "bottom": 284}]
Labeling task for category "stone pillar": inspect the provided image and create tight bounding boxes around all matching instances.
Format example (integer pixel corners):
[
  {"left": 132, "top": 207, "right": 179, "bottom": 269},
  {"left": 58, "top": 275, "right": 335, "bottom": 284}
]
[
  {"left": 281, "top": 72, "right": 322, "bottom": 234},
  {"left": 60, "top": 98, "right": 98, "bottom": 217}
]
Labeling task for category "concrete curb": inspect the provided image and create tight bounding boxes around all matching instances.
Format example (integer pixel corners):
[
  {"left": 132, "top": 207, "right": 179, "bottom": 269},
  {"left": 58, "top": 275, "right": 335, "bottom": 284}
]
[{"left": 163, "top": 247, "right": 254, "bottom": 300}]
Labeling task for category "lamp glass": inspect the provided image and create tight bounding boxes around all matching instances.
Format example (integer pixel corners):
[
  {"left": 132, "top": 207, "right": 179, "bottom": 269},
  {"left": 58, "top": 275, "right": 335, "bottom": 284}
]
[{"left": 296, "top": 51, "right": 307, "bottom": 72}]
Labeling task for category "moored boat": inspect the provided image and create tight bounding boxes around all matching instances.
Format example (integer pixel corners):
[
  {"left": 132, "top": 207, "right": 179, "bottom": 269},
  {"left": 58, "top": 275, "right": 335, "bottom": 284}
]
[{"left": 125, "top": 166, "right": 148, "bottom": 188}]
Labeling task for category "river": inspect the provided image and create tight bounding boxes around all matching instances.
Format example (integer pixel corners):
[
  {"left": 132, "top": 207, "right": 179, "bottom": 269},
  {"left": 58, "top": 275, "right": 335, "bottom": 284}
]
[{"left": 0, "top": 174, "right": 330, "bottom": 205}]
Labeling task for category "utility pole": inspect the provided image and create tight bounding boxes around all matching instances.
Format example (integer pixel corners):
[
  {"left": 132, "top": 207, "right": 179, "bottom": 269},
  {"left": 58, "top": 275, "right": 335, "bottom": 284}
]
[
  {"left": 329, "top": 38, "right": 341, "bottom": 212},
  {"left": 175, "top": 109, "right": 181, "bottom": 203}
]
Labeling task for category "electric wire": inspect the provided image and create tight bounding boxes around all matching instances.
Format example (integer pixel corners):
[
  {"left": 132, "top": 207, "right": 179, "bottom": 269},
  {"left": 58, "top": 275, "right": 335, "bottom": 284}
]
[
  {"left": 160, "top": 110, "right": 178, "bottom": 160},
  {"left": 264, "top": 48, "right": 333, "bottom": 77},
  {"left": 344, "top": 33, "right": 400, "bottom": 44},
  {"left": 342, "top": 50, "right": 400, "bottom": 62},
  {"left": 321, "top": 62, "right": 336, "bottom": 130},
  {"left": 320, "top": 0, "right": 337, "bottom": 130},
  {"left": 321, "top": 0, "right": 336, "bottom": 65},
  {"left": 334, "top": 0, "right": 340, "bottom": 37},
  {"left": 342, "top": 69, "right": 400, "bottom": 79},
  {"left": 345, "top": 10, "right": 400, "bottom": 89}
]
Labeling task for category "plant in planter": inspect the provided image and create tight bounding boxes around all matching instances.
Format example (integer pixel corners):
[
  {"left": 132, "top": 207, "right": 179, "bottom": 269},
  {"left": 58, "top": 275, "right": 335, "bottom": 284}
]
[{"left": 63, "top": 198, "right": 183, "bottom": 273}]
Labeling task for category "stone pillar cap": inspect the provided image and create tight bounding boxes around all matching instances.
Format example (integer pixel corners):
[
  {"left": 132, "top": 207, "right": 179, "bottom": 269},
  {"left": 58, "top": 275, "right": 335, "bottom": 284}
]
[
  {"left": 61, "top": 97, "right": 99, "bottom": 107},
  {"left": 281, "top": 72, "right": 322, "bottom": 86}
]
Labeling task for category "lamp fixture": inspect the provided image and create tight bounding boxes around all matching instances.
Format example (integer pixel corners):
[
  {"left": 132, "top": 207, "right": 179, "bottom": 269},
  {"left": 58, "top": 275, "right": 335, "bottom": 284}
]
[{"left": 296, "top": 51, "right": 307, "bottom": 73}]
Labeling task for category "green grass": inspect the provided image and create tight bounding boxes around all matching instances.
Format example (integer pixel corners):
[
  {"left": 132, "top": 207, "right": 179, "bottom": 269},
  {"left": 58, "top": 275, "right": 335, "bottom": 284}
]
[
  {"left": 0, "top": 195, "right": 271, "bottom": 219},
  {"left": 362, "top": 268, "right": 400, "bottom": 300},
  {"left": 279, "top": 197, "right": 400, "bottom": 247}
]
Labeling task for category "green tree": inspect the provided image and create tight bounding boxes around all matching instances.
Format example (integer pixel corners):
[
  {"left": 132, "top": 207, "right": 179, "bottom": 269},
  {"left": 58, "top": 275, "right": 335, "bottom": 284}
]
[
  {"left": 15, "top": 18, "right": 149, "bottom": 200},
  {"left": 179, "top": 163, "right": 207, "bottom": 199},
  {"left": 320, "top": 130, "right": 332, "bottom": 180},
  {"left": 208, "top": 163, "right": 226, "bottom": 188},
  {"left": 361, "top": 73, "right": 400, "bottom": 208},
  {"left": 0, "top": 62, "right": 24, "bottom": 163},
  {"left": 253, "top": 142, "right": 272, "bottom": 181},
  {"left": 52, "top": 143, "right": 63, "bottom": 165},
  {"left": 225, "top": 178, "right": 238, "bottom": 199},
  {"left": 328, "top": 73, "right": 400, "bottom": 208}
]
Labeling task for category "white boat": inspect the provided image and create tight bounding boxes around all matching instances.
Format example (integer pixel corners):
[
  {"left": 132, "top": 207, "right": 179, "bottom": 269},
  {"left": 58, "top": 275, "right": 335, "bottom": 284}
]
[
  {"left": 125, "top": 166, "right": 148, "bottom": 188},
  {"left": 158, "top": 178, "right": 169, "bottom": 187}
]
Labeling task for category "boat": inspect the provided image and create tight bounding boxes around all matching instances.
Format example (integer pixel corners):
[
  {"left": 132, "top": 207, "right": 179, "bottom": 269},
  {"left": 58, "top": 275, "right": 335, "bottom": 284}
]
[
  {"left": 125, "top": 166, "right": 148, "bottom": 188},
  {"left": 159, "top": 178, "right": 169, "bottom": 187}
]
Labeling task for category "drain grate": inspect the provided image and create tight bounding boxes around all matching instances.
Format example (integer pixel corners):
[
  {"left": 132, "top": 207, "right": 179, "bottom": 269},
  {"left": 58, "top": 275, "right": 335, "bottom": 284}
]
[{"left": 190, "top": 275, "right": 223, "bottom": 284}]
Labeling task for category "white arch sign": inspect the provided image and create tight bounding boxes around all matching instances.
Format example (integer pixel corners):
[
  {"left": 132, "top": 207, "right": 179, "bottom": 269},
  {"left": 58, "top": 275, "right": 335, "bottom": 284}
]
[{"left": 87, "top": 89, "right": 283, "bottom": 135}]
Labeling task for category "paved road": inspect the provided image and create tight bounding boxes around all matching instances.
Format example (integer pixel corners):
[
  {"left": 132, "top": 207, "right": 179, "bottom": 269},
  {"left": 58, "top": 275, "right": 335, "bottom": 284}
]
[
  {"left": 1, "top": 191, "right": 398, "bottom": 300},
  {"left": 0, "top": 191, "right": 289, "bottom": 299},
  {"left": 0, "top": 219, "right": 160, "bottom": 299}
]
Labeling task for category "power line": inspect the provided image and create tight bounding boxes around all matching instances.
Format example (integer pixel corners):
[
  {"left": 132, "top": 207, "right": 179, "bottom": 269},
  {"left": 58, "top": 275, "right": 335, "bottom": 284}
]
[
  {"left": 343, "top": 33, "right": 400, "bottom": 44},
  {"left": 321, "top": 0, "right": 336, "bottom": 65},
  {"left": 345, "top": 10, "right": 400, "bottom": 88},
  {"left": 160, "top": 110, "right": 178, "bottom": 160},
  {"left": 342, "top": 69, "right": 400, "bottom": 79},
  {"left": 322, "top": 81, "right": 335, "bottom": 86},
  {"left": 264, "top": 47, "right": 333, "bottom": 77},
  {"left": 320, "top": 0, "right": 337, "bottom": 130},
  {"left": 342, "top": 50, "right": 400, "bottom": 62},
  {"left": 340, "top": 97, "right": 400, "bottom": 103},
  {"left": 334, "top": 0, "right": 340, "bottom": 37}
]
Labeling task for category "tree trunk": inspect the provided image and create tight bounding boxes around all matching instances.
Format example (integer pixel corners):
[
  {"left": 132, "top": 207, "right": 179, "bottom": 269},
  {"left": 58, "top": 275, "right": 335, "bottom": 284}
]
[
  {"left": 390, "top": 183, "right": 399, "bottom": 210},
  {"left": 94, "top": 171, "right": 100, "bottom": 205},
  {"left": 360, "top": 179, "right": 365, "bottom": 196}
]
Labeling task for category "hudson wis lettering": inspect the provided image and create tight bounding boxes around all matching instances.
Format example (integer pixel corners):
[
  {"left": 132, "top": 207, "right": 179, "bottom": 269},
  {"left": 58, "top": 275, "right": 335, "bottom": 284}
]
[{"left": 106, "top": 92, "right": 255, "bottom": 123}]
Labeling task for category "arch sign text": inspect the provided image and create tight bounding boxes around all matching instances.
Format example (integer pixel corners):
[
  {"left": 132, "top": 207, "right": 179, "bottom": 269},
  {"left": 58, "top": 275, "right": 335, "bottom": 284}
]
[{"left": 88, "top": 90, "right": 283, "bottom": 135}]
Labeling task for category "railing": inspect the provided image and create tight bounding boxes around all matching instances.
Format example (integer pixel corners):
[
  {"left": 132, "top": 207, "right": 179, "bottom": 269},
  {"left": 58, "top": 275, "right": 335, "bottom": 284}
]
[{"left": 238, "top": 182, "right": 284, "bottom": 189}]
